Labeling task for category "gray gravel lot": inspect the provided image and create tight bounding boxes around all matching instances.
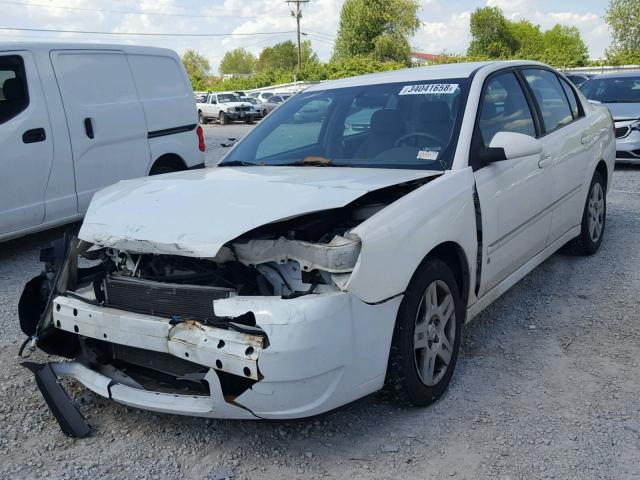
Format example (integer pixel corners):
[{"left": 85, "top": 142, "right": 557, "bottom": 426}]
[
  {"left": 0, "top": 161, "right": 638, "bottom": 480},
  {"left": 203, "top": 123, "right": 255, "bottom": 166}
]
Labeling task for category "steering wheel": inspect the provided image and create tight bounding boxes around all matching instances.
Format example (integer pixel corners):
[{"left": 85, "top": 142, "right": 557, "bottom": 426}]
[{"left": 394, "top": 132, "right": 442, "bottom": 148}]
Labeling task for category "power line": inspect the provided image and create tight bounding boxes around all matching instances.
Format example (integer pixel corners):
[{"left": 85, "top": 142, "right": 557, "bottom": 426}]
[
  {"left": 0, "top": 27, "right": 297, "bottom": 37},
  {"left": 304, "top": 28, "right": 335, "bottom": 40},
  {"left": 0, "top": 0, "right": 281, "bottom": 19}
]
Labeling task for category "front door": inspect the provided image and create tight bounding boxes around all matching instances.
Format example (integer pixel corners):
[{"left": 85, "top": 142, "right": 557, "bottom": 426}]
[
  {"left": 0, "top": 51, "right": 53, "bottom": 236},
  {"left": 50, "top": 50, "right": 150, "bottom": 212},
  {"left": 472, "top": 71, "right": 554, "bottom": 296}
]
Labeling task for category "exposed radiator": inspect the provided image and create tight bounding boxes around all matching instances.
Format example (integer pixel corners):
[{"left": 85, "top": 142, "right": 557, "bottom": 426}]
[{"left": 103, "top": 275, "right": 234, "bottom": 322}]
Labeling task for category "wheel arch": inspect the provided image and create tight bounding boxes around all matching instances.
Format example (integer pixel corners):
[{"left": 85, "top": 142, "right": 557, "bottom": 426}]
[
  {"left": 414, "top": 241, "right": 471, "bottom": 315},
  {"left": 149, "top": 153, "right": 187, "bottom": 175},
  {"left": 595, "top": 159, "right": 608, "bottom": 192}
]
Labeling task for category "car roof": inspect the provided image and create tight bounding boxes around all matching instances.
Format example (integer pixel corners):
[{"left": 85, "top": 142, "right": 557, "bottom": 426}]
[
  {"left": 588, "top": 71, "right": 640, "bottom": 79},
  {"left": 304, "top": 60, "right": 548, "bottom": 92}
]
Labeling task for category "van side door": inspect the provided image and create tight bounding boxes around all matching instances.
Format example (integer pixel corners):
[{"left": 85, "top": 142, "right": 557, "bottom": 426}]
[
  {"left": 472, "top": 70, "right": 554, "bottom": 296},
  {"left": 0, "top": 51, "right": 53, "bottom": 236},
  {"left": 50, "top": 49, "right": 150, "bottom": 212}
]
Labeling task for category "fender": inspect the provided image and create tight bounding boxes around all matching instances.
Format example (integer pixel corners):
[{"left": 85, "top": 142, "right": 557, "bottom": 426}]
[{"left": 347, "top": 168, "right": 478, "bottom": 305}]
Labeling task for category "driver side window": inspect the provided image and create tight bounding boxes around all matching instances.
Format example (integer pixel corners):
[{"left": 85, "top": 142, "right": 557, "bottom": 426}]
[{"left": 479, "top": 72, "right": 536, "bottom": 148}]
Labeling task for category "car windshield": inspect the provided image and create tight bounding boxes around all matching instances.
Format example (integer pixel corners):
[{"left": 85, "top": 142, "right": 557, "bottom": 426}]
[
  {"left": 243, "top": 97, "right": 258, "bottom": 105},
  {"left": 218, "top": 94, "right": 242, "bottom": 103},
  {"left": 221, "top": 78, "right": 469, "bottom": 170},
  {"left": 580, "top": 76, "right": 640, "bottom": 103}
]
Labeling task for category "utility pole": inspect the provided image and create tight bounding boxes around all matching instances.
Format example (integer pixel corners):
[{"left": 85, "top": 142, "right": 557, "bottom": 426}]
[{"left": 287, "top": 0, "right": 309, "bottom": 70}]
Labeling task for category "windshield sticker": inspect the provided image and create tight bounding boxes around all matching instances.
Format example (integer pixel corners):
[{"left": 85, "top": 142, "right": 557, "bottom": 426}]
[
  {"left": 399, "top": 84, "right": 458, "bottom": 95},
  {"left": 417, "top": 149, "right": 439, "bottom": 161}
]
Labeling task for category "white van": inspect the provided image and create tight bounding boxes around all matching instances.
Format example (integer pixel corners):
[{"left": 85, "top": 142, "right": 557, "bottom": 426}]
[{"left": 0, "top": 42, "right": 205, "bottom": 242}]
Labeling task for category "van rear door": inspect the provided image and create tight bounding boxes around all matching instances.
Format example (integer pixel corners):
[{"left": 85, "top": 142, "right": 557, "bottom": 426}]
[
  {"left": 0, "top": 51, "right": 53, "bottom": 236},
  {"left": 50, "top": 50, "right": 150, "bottom": 212}
]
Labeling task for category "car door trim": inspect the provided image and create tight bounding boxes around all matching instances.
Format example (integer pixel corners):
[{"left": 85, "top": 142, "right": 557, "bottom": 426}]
[
  {"left": 147, "top": 124, "right": 197, "bottom": 139},
  {"left": 488, "top": 183, "right": 581, "bottom": 254}
]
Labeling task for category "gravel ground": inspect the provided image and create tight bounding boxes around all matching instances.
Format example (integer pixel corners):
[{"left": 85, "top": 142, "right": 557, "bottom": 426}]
[
  {"left": 0, "top": 165, "right": 639, "bottom": 480},
  {"left": 202, "top": 123, "right": 255, "bottom": 167}
]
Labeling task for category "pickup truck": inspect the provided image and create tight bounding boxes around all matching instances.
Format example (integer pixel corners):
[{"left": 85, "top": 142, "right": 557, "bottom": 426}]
[{"left": 197, "top": 92, "right": 255, "bottom": 125}]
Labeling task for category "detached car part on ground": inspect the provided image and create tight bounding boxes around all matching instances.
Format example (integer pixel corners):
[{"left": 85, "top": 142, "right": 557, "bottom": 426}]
[{"left": 19, "top": 61, "right": 615, "bottom": 437}]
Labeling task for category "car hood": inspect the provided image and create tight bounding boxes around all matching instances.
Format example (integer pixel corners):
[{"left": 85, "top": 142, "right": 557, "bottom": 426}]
[
  {"left": 603, "top": 102, "right": 640, "bottom": 121},
  {"left": 79, "top": 166, "right": 442, "bottom": 258}
]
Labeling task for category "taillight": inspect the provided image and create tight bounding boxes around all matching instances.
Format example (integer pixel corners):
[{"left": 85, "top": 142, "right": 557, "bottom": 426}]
[{"left": 196, "top": 125, "right": 205, "bottom": 152}]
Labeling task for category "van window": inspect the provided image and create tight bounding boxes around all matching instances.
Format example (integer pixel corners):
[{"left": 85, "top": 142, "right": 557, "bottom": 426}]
[
  {"left": 523, "top": 69, "right": 573, "bottom": 133},
  {"left": 0, "top": 55, "right": 29, "bottom": 124},
  {"left": 478, "top": 72, "right": 536, "bottom": 147},
  {"left": 128, "top": 54, "right": 189, "bottom": 99}
]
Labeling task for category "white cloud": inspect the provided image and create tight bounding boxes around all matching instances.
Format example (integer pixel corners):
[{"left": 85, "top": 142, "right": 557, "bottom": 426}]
[{"left": 414, "top": 11, "right": 472, "bottom": 55}]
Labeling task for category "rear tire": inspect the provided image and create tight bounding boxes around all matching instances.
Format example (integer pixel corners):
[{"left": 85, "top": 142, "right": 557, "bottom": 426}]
[
  {"left": 569, "top": 171, "right": 606, "bottom": 255},
  {"left": 198, "top": 111, "right": 206, "bottom": 124},
  {"left": 219, "top": 112, "right": 229, "bottom": 125},
  {"left": 386, "top": 258, "right": 463, "bottom": 406},
  {"left": 262, "top": 109, "right": 268, "bottom": 117}
]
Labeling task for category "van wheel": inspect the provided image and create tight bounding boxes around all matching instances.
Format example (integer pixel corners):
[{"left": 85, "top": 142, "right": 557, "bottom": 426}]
[
  {"left": 569, "top": 170, "right": 606, "bottom": 255},
  {"left": 386, "top": 258, "right": 463, "bottom": 406},
  {"left": 219, "top": 112, "right": 229, "bottom": 125}
]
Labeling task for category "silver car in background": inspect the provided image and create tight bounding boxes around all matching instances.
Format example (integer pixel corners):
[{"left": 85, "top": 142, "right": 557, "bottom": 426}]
[{"left": 580, "top": 72, "right": 640, "bottom": 163}]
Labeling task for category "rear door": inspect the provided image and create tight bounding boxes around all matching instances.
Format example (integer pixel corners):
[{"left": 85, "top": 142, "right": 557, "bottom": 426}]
[
  {"left": 50, "top": 50, "right": 150, "bottom": 212},
  {"left": 521, "top": 68, "right": 591, "bottom": 242},
  {"left": 0, "top": 51, "right": 53, "bottom": 236}
]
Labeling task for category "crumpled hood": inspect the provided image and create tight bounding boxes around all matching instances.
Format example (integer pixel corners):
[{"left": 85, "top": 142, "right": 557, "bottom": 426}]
[
  {"left": 79, "top": 166, "right": 441, "bottom": 258},
  {"left": 604, "top": 102, "right": 640, "bottom": 121}
]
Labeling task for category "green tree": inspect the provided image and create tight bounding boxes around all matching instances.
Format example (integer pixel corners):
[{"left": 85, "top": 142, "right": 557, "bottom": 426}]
[
  {"left": 540, "top": 25, "right": 589, "bottom": 67},
  {"left": 326, "top": 55, "right": 405, "bottom": 79},
  {"left": 605, "top": 0, "right": 640, "bottom": 63},
  {"left": 509, "top": 20, "right": 545, "bottom": 61},
  {"left": 332, "top": 0, "right": 420, "bottom": 65},
  {"left": 219, "top": 48, "right": 256, "bottom": 75},
  {"left": 181, "top": 50, "right": 211, "bottom": 90},
  {"left": 255, "top": 40, "right": 318, "bottom": 73},
  {"left": 467, "top": 7, "right": 518, "bottom": 58}
]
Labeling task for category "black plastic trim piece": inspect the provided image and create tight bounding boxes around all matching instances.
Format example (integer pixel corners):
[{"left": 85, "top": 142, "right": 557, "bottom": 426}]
[
  {"left": 21, "top": 362, "right": 91, "bottom": 438},
  {"left": 147, "top": 123, "right": 197, "bottom": 139}
]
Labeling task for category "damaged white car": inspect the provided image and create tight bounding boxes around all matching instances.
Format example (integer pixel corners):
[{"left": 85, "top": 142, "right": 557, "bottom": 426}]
[{"left": 19, "top": 61, "right": 615, "bottom": 437}]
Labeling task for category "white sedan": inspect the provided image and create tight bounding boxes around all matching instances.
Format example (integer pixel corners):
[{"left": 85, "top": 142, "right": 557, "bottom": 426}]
[{"left": 20, "top": 61, "right": 614, "bottom": 436}]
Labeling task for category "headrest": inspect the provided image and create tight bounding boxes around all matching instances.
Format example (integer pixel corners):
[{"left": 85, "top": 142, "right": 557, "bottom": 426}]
[
  {"left": 370, "top": 109, "right": 404, "bottom": 134},
  {"left": 2, "top": 77, "right": 24, "bottom": 101},
  {"left": 419, "top": 101, "right": 451, "bottom": 123}
]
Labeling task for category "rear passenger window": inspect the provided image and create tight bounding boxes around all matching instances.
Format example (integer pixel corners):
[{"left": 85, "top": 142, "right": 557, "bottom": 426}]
[
  {"left": 0, "top": 55, "right": 29, "bottom": 124},
  {"left": 478, "top": 72, "right": 536, "bottom": 148},
  {"left": 559, "top": 77, "right": 581, "bottom": 119},
  {"left": 523, "top": 69, "right": 573, "bottom": 133}
]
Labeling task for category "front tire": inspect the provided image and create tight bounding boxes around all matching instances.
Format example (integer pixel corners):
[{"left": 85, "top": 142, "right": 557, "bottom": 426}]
[
  {"left": 198, "top": 111, "right": 206, "bottom": 124},
  {"left": 219, "top": 111, "right": 229, "bottom": 125},
  {"left": 386, "top": 258, "right": 463, "bottom": 406},
  {"left": 569, "top": 171, "right": 606, "bottom": 255}
]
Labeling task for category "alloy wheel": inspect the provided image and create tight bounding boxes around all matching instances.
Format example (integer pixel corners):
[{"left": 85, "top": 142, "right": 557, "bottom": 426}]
[
  {"left": 413, "top": 280, "right": 456, "bottom": 386},
  {"left": 588, "top": 182, "right": 604, "bottom": 242}
]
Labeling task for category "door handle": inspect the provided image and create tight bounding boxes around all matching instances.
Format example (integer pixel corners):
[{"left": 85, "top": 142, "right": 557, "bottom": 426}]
[
  {"left": 538, "top": 154, "right": 552, "bottom": 169},
  {"left": 84, "top": 117, "right": 94, "bottom": 139},
  {"left": 22, "top": 128, "right": 46, "bottom": 144},
  {"left": 581, "top": 134, "right": 591, "bottom": 144}
]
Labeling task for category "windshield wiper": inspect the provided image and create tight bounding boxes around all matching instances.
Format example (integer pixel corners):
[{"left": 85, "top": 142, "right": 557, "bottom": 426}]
[{"left": 217, "top": 160, "right": 259, "bottom": 167}]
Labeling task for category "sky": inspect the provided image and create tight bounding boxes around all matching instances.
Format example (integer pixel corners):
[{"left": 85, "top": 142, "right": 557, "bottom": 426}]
[{"left": 0, "top": 0, "right": 612, "bottom": 73}]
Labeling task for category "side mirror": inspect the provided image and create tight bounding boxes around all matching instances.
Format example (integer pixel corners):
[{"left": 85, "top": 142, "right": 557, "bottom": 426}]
[{"left": 483, "top": 131, "right": 542, "bottom": 163}]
